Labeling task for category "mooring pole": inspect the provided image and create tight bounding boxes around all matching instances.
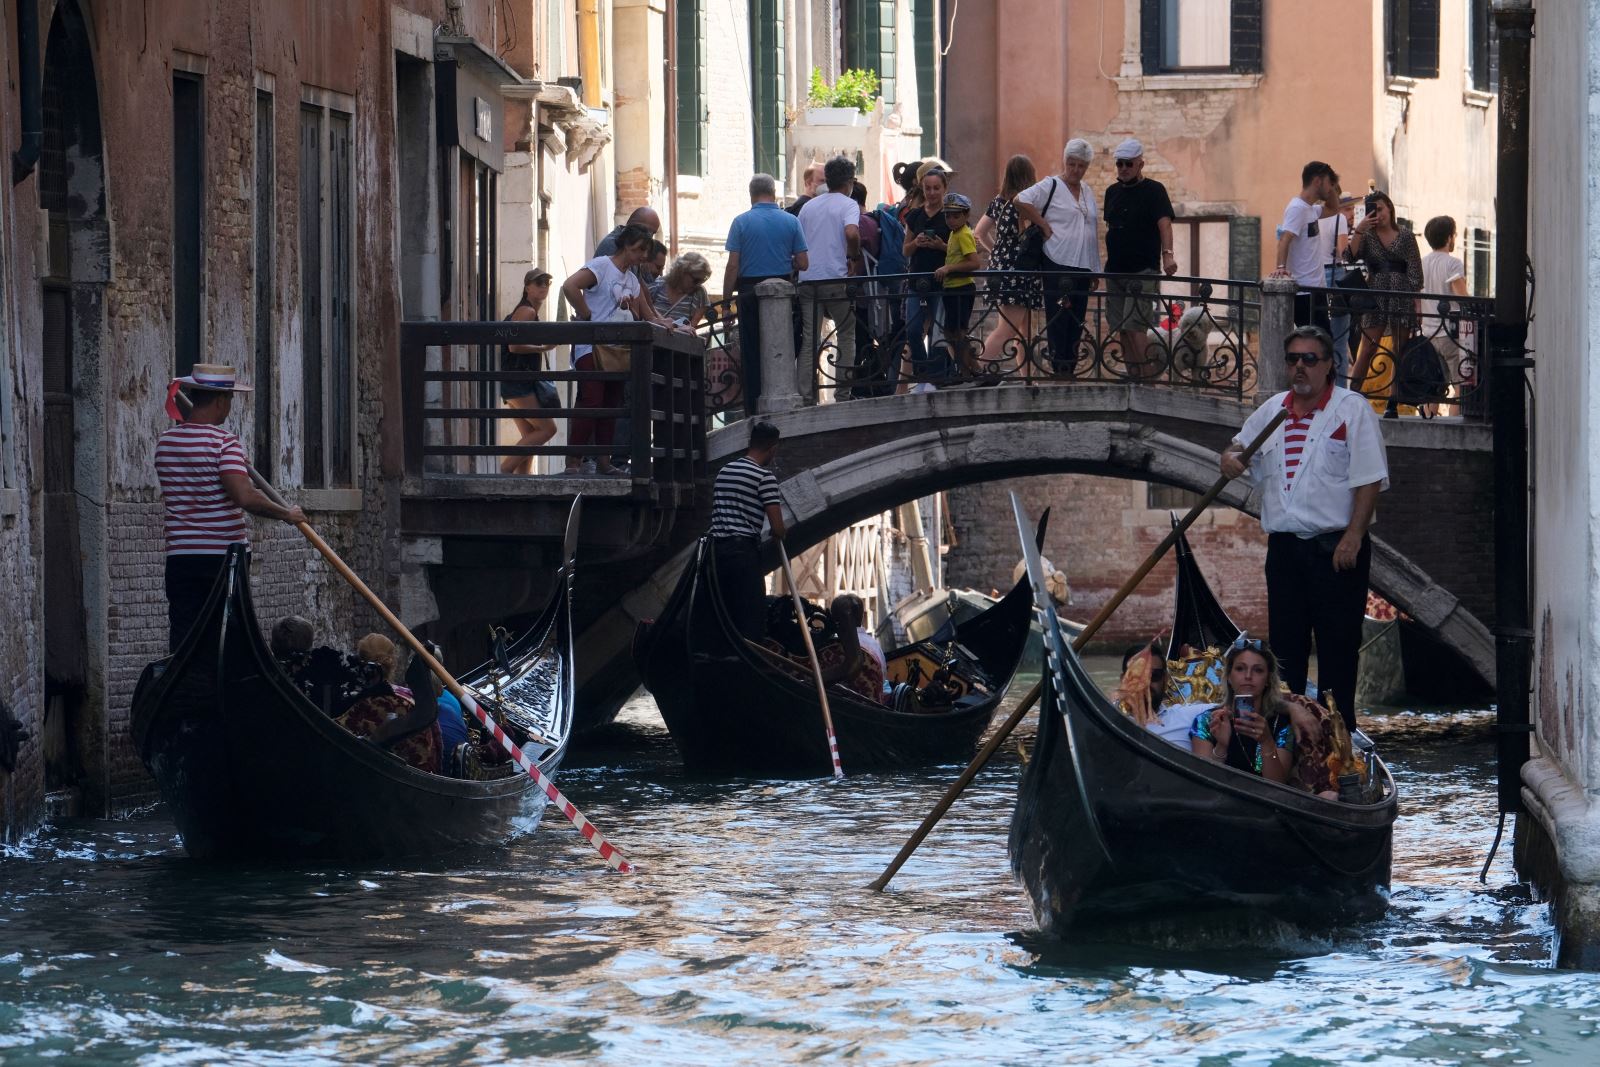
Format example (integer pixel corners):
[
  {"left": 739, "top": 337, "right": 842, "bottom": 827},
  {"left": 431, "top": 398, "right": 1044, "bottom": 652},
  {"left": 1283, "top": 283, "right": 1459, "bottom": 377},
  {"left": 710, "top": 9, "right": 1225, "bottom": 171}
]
[{"left": 1490, "top": 0, "right": 1534, "bottom": 816}]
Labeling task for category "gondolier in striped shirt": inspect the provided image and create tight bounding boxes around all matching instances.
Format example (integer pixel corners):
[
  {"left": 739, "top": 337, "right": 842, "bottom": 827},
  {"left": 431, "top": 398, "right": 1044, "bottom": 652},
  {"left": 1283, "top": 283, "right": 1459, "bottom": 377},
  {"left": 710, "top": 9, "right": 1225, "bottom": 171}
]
[
  {"left": 709, "top": 421, "right": 786, "bottom": 640},
  {"left": 156, "top": 364, "right": 306, "bottom": 651},
  {"left": 1221, "top": 325, "right": 1388, "bottom": 731}
]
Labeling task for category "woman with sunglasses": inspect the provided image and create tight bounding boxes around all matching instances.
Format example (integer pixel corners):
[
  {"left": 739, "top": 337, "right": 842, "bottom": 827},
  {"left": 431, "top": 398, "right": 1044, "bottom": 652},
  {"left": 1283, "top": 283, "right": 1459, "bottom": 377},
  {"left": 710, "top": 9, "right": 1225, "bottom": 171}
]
[{"left": 1188, "top": 638, "right": 1355, "bottom": 798}]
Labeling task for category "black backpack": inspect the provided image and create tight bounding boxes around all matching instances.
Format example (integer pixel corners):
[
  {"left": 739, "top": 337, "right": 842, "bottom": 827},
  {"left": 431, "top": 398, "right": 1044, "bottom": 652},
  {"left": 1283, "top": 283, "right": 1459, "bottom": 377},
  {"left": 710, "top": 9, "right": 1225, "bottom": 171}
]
[{"left": 1395, "top": 335, "right": 1449, "bottom": 407}]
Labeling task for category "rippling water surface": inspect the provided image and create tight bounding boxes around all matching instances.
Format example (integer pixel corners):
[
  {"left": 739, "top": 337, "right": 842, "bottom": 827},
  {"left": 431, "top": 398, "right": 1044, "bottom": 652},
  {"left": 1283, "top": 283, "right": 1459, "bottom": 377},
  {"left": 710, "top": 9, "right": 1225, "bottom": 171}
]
[{"left": 2, "top": 668, "right": 1595, "bottom": 1064}]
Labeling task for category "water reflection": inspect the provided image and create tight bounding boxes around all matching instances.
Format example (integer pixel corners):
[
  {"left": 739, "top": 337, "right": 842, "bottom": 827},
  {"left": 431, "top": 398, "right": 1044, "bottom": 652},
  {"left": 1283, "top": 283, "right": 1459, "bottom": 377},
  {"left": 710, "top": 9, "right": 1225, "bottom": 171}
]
[{"left": 1, "top": 666, "right": 1595, "bottom": 1063}]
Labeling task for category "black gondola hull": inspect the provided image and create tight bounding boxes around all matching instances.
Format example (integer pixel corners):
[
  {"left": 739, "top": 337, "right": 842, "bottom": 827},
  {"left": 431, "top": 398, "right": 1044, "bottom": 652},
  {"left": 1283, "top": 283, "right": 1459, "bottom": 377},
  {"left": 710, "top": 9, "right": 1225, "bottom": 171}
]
[
  {"left": 637, "top": 540, "right": 1033, "bottom": 776},
  {"left": 132, "top": 547, "right": 572, "bottom": 862}
]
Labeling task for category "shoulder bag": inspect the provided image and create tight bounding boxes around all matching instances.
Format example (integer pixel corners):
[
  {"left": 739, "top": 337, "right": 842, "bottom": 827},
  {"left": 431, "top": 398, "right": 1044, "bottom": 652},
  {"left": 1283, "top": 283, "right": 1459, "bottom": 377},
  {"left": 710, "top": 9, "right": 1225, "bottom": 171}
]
[{"left": 1013, "top": 179, "right": 1058, "bottom": 271}]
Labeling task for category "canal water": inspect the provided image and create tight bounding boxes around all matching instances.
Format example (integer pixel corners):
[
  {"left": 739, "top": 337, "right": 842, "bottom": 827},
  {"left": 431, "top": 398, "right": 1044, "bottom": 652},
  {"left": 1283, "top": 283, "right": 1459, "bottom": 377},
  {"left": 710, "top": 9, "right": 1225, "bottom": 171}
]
[{"left": 2, "top": 663, "right": 1596, "bottom": 1064}]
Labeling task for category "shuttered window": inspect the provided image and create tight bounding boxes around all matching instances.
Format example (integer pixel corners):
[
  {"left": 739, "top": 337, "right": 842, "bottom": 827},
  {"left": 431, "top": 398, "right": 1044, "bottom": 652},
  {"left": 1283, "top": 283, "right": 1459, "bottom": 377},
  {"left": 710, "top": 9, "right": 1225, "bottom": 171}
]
[
  {"left": 1227, "top": 215, "right": 1260, "bottom": 333},
  {"left": 1468, "top": 0, "right": 1498, "bottom": 93},
  {"left": 676, "top": 0, "right": 707, "bottom": 176},
  {"left": 299, "top": 99, "right": 355, "bottom": 489},
  {"left": 912, "top": 0, "right": 937, "bottom": 156},
  {"left": 750, "top": 0, "right": 786, "bottom": 178},
  {"left": 173, "top": 73, "right": 204, "bottom": 379},
  {"left": 1143, "top": 0, "right": 1262, "bottom": 75},
  {"left": 844, "top": 0, "right": 897, "bottom": 105},
  {"left": 1386, "top": 0, "right": 1441, "bottom": 79}
]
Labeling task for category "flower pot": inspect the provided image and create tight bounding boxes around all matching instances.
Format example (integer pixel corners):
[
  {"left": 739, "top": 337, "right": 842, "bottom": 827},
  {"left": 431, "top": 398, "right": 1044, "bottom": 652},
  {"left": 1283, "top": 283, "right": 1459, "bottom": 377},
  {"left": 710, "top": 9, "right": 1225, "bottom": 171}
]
[{"left": 804, "top": 107, "right": 867, "bottom": 127}]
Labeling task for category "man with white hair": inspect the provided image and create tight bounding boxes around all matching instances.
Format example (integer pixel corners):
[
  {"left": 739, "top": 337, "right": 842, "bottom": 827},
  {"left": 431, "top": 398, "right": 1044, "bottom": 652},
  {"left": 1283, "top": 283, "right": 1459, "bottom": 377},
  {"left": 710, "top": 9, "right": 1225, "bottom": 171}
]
[
  {"left": 1015, "top": 138, "right": 1101, "bottom": 375},
  {"left": 1103, "top": 138, "right": 1176, "bottom": 379}
]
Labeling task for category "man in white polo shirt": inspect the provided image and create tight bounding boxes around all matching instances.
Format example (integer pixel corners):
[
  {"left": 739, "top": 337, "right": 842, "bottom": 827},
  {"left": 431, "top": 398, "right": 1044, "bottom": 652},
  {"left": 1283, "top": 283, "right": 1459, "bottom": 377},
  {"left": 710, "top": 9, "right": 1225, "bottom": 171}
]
[
  {"left": 1220, "top": 325, "right": 1388, "bottom": 729},
  {"left": 797, "top": 156, "right": 862, "bottom": 400},
  {"left": 1271, "top": 161, "right": 1340, "bottom": 334}
]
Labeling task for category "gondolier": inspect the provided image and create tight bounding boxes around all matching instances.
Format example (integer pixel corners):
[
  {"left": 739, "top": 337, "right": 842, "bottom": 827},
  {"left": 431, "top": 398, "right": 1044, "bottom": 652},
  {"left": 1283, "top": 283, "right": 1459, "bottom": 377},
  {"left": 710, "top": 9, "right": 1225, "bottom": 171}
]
[
  {"left": 156, "top": 364, "right": 305, "bottom": 651},
  {"left": 1221, "top": 325, "right": 1389, "bottom": 730},
  {"left": 709, "top": 421, "right": 786, "bottom": 640}
]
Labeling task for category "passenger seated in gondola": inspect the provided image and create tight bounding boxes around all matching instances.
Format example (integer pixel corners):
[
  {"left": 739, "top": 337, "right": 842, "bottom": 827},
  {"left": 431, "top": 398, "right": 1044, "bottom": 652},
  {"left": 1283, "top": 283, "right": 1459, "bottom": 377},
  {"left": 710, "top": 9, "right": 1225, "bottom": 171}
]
[
  {"left": 269, "top": 615, "right": 315, "bottom": 671},
  {"left": 334, "top": 633, "right": 443, "bottom": 774},
  {"left": 1186, "top": 637, "right": 1357, "bottom": 797},
  {"left": 818, "top": 594, "right": 888, "bottom": 703},
  {"left": 1113, "top": 637, "right": 1204, "bottom": 749}
]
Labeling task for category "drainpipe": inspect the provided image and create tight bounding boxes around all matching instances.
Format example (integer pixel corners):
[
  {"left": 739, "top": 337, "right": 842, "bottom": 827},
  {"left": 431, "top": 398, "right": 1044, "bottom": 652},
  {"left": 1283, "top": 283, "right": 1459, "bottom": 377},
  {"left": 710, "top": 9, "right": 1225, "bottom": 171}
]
[
  {"left": 1490, "top": 0, "right": 1533, "bottom": 816},
  {"left": 577, "top": 0, "right": 602, "bottom": 108},
  {"left": 664, "top": 0, "right": 679, "bottom": 256},
  {"left": 12, "top": 0, "right": 41, "bottom": 185}
]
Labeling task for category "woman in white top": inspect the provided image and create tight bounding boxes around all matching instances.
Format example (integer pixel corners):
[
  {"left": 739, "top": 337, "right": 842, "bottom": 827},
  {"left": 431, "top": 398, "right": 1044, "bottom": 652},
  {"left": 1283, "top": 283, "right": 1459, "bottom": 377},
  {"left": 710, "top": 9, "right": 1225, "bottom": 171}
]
[
  {"left": 560, "top": 225, "right": 655, "bottom": 475},
  {"left": 1014, "top": 138, "right": 1100, "bottom": 377}
]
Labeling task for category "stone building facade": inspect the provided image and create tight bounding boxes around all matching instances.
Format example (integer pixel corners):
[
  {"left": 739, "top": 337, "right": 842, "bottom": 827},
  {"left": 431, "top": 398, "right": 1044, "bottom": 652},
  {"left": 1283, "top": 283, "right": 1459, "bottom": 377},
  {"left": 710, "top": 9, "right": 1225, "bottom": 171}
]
[{"left": 944, "top": 0, "right": 1498, "bottom": 291}]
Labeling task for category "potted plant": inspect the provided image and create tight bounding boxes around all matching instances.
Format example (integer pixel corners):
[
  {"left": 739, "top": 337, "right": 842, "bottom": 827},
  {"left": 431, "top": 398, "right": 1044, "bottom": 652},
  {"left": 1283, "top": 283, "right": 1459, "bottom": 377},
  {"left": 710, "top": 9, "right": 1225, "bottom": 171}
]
[{"left": 803, "top": 67, "right": 879, "bottom": 127}]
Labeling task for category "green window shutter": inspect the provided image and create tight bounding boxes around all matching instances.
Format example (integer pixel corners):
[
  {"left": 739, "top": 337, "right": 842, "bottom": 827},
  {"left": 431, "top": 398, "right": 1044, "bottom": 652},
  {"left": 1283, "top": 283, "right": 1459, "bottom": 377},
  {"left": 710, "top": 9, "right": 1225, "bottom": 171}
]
[
  {"left": 750, "top": 0, "right": 786, "bottom": 178},
  {"left": 676, "top": 0, "right": 706, "bottom": 176},
  {"left": 1227, "top": 215, "right": 1261, "bottom": 335},
  {"left": 844, "top": 1, "right": 896, "bottom": 105},
  {"left": 912, "top": 0, "right": 936, "bottom": 156}
]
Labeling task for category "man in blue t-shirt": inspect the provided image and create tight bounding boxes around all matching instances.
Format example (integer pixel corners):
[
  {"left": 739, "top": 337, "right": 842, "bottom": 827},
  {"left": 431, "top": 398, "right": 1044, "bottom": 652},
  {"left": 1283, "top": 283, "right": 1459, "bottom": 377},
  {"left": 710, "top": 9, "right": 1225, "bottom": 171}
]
[{"left": 724, "top": 174, "right": 809, "bottom": 416}]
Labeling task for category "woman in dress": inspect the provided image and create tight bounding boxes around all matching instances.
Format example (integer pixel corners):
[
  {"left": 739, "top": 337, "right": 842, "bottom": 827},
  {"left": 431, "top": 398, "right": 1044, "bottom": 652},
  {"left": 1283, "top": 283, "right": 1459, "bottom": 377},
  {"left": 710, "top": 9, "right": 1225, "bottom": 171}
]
[
  {"left": 499, "top": 268, "right": 558, "bottom": 475},
  {"left": 973, "top": 154, "right": 1043, "bottom": 375},
  {"left": 1346, "top": 191, "right": 1424, "bottom": 416},
  {"left": 559, "top": 225, "right": 654, "bottom": 475},
  {"left": 651, "top": 252, "right": 713, "bottom": 329}
]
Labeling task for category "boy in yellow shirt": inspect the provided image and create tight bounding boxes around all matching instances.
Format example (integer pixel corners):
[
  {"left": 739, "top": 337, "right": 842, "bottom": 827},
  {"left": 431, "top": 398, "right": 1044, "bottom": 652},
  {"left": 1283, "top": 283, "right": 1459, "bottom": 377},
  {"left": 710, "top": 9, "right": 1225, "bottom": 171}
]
[{"left": 934, "top": 193, "right": 984, "bottom": 378}]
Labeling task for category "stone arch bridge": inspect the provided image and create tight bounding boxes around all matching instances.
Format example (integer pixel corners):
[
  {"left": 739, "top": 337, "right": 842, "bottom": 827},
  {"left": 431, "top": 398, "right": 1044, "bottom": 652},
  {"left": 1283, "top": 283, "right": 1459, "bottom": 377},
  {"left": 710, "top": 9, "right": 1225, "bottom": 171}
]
[{"left": 409, "top": 384, "right": 1494, "bottom": 728}]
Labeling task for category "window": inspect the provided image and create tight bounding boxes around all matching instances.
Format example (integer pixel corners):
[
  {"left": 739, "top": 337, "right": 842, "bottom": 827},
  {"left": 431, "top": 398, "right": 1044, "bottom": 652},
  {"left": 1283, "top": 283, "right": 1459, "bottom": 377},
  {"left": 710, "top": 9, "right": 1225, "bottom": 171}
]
[
  {"left": 1148, "top": 483, "right": 1204, "bottom": 511},
  {"left": 299, "top": 99, "right": 354, "bottom": 488},
  {"left": 1142, "top": 0, "right": 1262, "bottom": 75},
  {"left": 750, "top": 0, "right": 786, "bottom": 178},
  {"left": 844, "top": 0, "right": 896, "bottom": 104},
  {"left": 1468, "top": 0, "right": 1498, "bottom": 93},
  {"left": 1465, "top": 228, "right": 1493, "bottom": 298},
  {"left": 1386, "top": 0, "right": 1441, "bottom": 79},
  {"left": 254, "top": 89, "right": 274, "bottom": 481},
  {"left": 173, "top": 73, "right": 204, "bottom": 378},
  {"left": 912, "top": 0, "right": 938, "bottom": 156},
  {"left": 676, "top": 0, "right": 706, "bottom": 176}
]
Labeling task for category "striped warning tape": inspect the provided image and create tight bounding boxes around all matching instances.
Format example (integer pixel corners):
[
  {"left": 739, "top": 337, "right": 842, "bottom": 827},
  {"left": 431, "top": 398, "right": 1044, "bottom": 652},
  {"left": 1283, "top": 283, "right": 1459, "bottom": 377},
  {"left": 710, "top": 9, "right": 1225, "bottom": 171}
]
[{"left": 457, "top": 690, "right": 633, "bottom": 874}]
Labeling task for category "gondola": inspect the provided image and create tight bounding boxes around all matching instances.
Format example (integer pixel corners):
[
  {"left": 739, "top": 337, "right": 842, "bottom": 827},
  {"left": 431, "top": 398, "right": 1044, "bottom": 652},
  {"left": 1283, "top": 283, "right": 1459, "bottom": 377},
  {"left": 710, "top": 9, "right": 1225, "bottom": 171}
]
[
  {"left": 634, "top": 523, "right": 1039, "bottom": 776},
  {"left": 130, "top": 541, "right": 575, "bottom": 862},
  {"left": 1008, "top": 497, "right": 1397, "bottom": 934},
  {"left": 1165, "top": 518, "right": 1242, "bottom": 660},
  {"left": 900, "top": 587, "right": 1085, "bottom": 678}
]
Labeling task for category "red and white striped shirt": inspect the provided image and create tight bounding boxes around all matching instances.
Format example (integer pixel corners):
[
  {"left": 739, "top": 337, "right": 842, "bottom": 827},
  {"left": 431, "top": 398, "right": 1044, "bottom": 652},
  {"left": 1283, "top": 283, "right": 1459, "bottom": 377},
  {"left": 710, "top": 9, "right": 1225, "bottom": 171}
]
[
  {"left": 1280, "top": 384, "right": 1334, "bottom": 490},
  {"left": 156, "top": 424, "right": 251, "bottom": 555}
]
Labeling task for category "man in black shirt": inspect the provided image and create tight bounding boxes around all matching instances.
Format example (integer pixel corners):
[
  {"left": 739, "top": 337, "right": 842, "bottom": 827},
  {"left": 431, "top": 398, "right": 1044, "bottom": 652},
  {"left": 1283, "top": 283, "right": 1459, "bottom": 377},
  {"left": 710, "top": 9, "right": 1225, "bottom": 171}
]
[
  {"left": 785, "top": 162, "right": 826, "bottom": 217},
  {"left": 1103, "top": 139, "right": 1177, "bottom": 380}
]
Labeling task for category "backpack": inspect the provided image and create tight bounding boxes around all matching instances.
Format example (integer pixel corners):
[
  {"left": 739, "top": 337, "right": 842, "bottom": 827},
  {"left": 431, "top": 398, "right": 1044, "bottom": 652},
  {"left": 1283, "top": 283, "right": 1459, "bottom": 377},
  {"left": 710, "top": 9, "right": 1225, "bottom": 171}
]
[
  {"left": 1396, "top": 334, "right": 1449, "bottom": 407},
  {"left": 870, "top": 204, "right": 906, "bottom": 277}
]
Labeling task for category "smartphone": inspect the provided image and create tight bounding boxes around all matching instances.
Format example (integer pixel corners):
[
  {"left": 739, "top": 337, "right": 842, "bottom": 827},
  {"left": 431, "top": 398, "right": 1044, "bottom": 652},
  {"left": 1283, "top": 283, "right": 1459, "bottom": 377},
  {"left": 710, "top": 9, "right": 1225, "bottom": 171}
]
[{"left": 1234, "top": 694, "right": 1255, "bottom": 718}]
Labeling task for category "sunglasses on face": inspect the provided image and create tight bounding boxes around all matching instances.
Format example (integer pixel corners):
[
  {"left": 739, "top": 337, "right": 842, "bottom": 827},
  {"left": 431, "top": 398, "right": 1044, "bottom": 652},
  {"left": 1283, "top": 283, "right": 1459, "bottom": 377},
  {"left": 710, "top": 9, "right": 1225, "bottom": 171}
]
[
  {"left": 1114, "top": 160, "right": 1139, "bottom": 168},
  {"left": 1283, "top": 352, "right": 1327, "bottom": 365}
]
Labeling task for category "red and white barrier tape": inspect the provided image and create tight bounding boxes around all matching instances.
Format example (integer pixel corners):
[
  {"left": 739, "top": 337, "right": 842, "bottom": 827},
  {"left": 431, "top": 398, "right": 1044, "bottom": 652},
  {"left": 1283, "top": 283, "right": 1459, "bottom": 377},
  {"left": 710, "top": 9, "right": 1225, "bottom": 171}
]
[
  {"left": 457, "top": 690, "right": 634, "bottom": 873},
  {"left": 827, "top": 731, "right": 844, "bottom": 779}
]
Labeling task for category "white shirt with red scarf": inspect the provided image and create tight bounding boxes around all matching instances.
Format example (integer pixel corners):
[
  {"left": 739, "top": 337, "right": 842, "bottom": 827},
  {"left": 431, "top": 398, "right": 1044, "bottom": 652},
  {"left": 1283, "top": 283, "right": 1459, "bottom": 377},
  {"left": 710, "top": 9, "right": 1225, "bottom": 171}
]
[{"left": 1232, "top": 384, "right": 1389, "bottom": 536}]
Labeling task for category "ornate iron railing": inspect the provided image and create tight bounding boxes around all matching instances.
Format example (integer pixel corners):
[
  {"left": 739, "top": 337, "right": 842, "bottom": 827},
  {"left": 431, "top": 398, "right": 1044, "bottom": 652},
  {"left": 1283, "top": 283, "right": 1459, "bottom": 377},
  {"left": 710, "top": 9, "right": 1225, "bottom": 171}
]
[{"left": 796, "top": 270, "right": 1260, "bottom": 401}]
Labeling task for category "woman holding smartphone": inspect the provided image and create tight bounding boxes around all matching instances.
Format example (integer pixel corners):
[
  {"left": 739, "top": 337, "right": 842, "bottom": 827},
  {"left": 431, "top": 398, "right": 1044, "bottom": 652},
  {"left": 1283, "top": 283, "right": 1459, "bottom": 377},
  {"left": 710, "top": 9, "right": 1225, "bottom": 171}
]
[{"left": 1189, "top": 639, "right": 1298, "bottom": 783}]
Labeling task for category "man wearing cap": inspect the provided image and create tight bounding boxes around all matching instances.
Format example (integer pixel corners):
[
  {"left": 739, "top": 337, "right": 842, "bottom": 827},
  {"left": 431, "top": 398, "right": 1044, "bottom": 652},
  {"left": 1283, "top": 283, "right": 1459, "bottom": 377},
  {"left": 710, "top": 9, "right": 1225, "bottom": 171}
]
[
  {"left": 724, "top": 173, "right": 809, "bottom": 416},
  {"left": 1103, "top": 139, "right": 1176, "bottom": 379},
  {"left": 156, "top": 365, "right": 306, "bottom": 651},
  {"left": 796, "top": 156, "right": 862, "bottom": 400},
  {"left": 1220, "top": 325, "right": 1389, "bottom": 730}
]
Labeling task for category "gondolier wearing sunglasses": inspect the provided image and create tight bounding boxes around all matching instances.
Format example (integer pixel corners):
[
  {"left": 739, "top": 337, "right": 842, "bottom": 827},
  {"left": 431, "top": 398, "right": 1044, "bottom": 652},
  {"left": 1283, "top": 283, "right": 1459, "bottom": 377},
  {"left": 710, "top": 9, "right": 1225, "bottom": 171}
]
[
  {"left": 709, "top": 421, "right": 786, "bottom": 640},
  {"left": 156, "top": 365, "right": 306, "bottom": 652},
  {"left": 1220, "top": 325, "right": 1389, "bottom": 731}
]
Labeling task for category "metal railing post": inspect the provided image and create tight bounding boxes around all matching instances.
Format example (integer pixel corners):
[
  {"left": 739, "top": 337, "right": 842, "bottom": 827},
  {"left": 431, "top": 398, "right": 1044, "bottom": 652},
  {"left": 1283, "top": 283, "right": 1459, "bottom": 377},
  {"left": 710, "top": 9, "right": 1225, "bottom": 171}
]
[
  {"left": 755, "top": 278, "right": 801, "bottom": 414},
  {"left": 1256, "top": 276, "right": 1296, "bottom": 401}
]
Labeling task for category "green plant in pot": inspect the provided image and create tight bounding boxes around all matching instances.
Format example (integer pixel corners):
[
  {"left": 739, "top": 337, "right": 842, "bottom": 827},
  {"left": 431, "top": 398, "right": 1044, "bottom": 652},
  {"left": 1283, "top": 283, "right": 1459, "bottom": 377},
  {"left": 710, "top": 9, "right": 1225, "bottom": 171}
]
[{"left": 805, "top": 67, "right": 880, "bottom": 124}]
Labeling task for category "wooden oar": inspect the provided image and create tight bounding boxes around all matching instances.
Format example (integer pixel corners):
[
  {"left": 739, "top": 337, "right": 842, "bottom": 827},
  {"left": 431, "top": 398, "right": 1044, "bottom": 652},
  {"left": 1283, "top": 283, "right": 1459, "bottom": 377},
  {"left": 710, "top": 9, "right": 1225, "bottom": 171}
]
[
  {"left": 776, "top": 542, "right": 845, "bottom": 779},
  {"left": 248, "top": 470, "right": 635, "bottom": 874},
  {"left": 867, "top": 407, "right": 1289, "bottom": 891}
]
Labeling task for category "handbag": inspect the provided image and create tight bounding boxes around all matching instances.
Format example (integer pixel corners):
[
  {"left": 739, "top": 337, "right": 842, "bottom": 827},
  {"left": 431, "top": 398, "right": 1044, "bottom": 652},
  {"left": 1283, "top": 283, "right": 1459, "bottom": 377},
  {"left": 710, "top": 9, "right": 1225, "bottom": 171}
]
[
  {"left": 590, "top": 342, "right": 632, "bottom": 372},
  {"left": 1332, "top": 266, "right": 1378, "bottom": 314},
  {"left": 1396, "top": 334, "right": 1449, "bottom": 408},
  {"left": 1012, "top": 179, "right": 1058, "bottom": 271},
  {"left": 533, "top": 379, "right": 560, "bottom": 410}
]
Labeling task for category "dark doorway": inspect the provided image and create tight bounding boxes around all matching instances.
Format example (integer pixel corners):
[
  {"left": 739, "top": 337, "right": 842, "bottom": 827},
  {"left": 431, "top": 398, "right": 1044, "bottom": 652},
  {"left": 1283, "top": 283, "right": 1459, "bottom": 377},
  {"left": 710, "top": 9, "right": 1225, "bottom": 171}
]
[{"left": 39, "top": 0, "right": 107, "bottom": 810}]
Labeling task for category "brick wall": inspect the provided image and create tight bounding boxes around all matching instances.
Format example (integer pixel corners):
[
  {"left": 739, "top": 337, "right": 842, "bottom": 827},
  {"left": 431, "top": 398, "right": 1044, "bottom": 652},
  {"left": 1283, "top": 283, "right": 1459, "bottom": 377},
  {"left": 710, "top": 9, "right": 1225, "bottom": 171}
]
[{"left": 943, "top": 474, "right": 1270, "bottom": 649}]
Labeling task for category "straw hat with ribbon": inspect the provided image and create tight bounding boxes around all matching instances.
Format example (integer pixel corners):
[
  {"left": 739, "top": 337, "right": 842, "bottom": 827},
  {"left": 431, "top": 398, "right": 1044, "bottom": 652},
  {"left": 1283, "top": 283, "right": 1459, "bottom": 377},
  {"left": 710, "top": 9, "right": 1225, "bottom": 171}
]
[{"left": 165, "top": 364, "right": 251, "bottom": 421}]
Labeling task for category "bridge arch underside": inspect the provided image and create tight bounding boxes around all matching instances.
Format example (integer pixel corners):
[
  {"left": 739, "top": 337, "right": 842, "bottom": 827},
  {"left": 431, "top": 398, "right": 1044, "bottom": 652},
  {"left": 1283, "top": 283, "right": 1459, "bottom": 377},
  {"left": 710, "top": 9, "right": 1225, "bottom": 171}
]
[{"left": 767, "top": 420, "right": 1494, "bottom": 688}]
